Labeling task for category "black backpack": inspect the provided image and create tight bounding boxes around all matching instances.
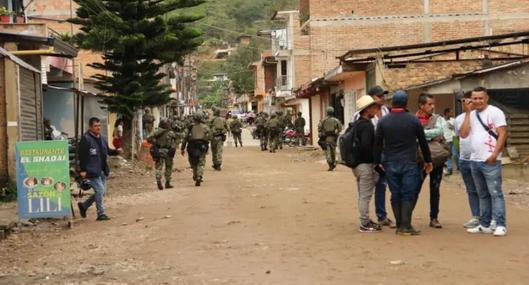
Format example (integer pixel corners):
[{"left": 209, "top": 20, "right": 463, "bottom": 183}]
[{"left": 339, "top": 121, "right": 361, "bottom": 168}]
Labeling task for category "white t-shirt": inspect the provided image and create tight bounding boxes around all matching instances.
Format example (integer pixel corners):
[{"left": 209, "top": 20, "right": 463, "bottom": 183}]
[
  {"left": 469, "top": 105, "right": 507, "bottom": 162},
  {"left": 455, "top": 113, "right": 472, "bottom": 161},
  {"left": 353, "top": 105, "right": 390, "bottom": 130}
]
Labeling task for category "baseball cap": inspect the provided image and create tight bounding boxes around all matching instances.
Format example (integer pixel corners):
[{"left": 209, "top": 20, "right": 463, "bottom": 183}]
[
  {"left": 392, "top": 90, "right": 408, "bottom": 105},
  {"left": 367, "top": 86, "right": 388, "bottom": 97}
]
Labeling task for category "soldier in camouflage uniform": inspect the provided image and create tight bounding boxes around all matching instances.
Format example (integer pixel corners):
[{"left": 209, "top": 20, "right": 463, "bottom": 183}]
[
  {"left": 171, "top": 115, "right": 185, "bottom": 149},
  {"left": 255, "top": 112, "right": 268, "bottom": 151},
  {"left": 147, "top": 119, "right": 177, "bottom": 190},
  {"left": 294, "top": 112, "right": 306, "bottom": 146},
  {"left": 209, "top": 108, "right": 228, "bottom": 171},
  {"left": 266, "top": 113, "right": 281, "bottom": 153},
  {"left": 181, "top": 113, "right": 211, "bottom": 187},
  {"left": 143, "top": 108, "right": 155, "bottom": 135},
  {"left": 276, "top": 111, "right": 285, "bottom": 150},
  {"left": 318, "top": 107, "right": 343, "bottom": 171},
  {"left": 229, "top": 115, "right": 243, "bottom": 147}
]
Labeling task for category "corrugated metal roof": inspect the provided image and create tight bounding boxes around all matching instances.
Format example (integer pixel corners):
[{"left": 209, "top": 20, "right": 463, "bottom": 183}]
[{"left": 0, "top": 47, "right": 40, "bottom": 73}]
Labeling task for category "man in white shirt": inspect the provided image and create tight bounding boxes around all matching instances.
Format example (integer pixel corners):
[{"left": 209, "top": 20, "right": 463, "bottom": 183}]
[
  {"left": 459, "top": 87, "right": 508, "bottom": 237},
  {"left": 454, "top": 92, "right": 480, "bottom": 229}
]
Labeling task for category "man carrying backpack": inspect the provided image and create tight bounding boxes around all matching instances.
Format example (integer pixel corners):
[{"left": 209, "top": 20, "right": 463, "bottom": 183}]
[
  {"left": 147, "top": 119, "right": 177, "bottom": 190},
  {"left": 266, "top": 113, "right": 281, "bottom": 153},
  {"left": 352, "top": 96, "right": 382, "bottom": 232},
  {"left": 255, "top": 112, "right": 268, "bottom": 151},
  {"left": 181, "top": 113, "right": 211, "bottom": 187},
  {"left": 318, "top": 107, "right": 342, "bottom": 171},
  {"left": 229, "top": 115, "right": 243, "bottom": 148},
  {"left": 210, "top": 108, "right": 228, "bottom": 171},
  {"left": 294, "top": 112, "right": 306, "bottom": 146}
]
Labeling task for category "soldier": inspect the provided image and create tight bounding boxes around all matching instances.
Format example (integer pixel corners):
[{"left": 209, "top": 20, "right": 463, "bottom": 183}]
[
  {"left": 171, "top": 114, "right": 185, "bottom": 149},
  {"left": 318, "top": 107, "right": 343, "bottom": 171},
  {"left": 143, "top": 108, "right": 155, "bottom": 135},
  {"left": 266, "top": 113, "right": 281, "bottom": 153},
  {"left": 294, "top": 112, "right": 306, "bottom": 146},
  {"left": 147, "top": 119, "right": 177, "bottom": 190},
  {"left": 229, "top": 115, "right": 243, "bottom": 147},
  {"left": 181, "top": 113, "right": 211, "bottom": 187},
  {"left": 209, "top": 108, "right": 228, "bottom": 171},
  {"left": 255, "top": 112, "right": 268, "bottom": 151},
  {"left": 276, "top": 111, "right": 285, "bottom": 150}
]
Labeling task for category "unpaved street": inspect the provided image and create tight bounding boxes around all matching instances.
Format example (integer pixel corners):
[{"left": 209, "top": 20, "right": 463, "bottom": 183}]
[{"left": 1, "top": 131, "right": 529, "bottom": 285}]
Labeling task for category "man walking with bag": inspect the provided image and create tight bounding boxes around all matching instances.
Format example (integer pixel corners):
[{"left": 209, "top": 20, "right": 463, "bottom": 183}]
[
  {"left": 181, "top": 113, "right": 211, "bottom": 187},
  {"left": 77, "top": 117, "right": 122, "bottom": 221},
  {"left": 210, "top": 108, "right": 228, "bottom": 171},
  {"left": 147, "top": 119, "right": 177, "bottom": 190}
]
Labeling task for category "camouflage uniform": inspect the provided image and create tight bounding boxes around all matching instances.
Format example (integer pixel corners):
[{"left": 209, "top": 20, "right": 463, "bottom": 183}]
[
  {"left": 171, "top": 115, "right": 185, "bottom": 149},
  {"left": 181, "top": 113, "right": 211, "bottom": 187},
  {"left": 294, "top": 112, "right": 306, "bottom": 146},
  {"left": 318, "top": 107, "right": 343, "bottom": 171},
  {"left": 147, "top": 120, "right": 177, "bottom": 190},
  {"left": 276, "top": 111, "right": 285, "bottom": 149},
  {"left": 255, "top": 113, "right": 268, "bottom": 151},
  {"left": 209, "top": 110, "right": 228, "bottom": 170},
  {"left": 266, "top": 114, "right": 281, "bottom": 153},
  {"left": 143, "top": 109, "right": 155, "bottom": 135},
  {"left": 229, "top": 116, "right": 243, "bottom": 147}
]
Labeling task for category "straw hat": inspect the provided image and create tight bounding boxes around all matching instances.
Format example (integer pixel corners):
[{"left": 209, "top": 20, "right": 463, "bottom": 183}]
[{"left": 356, "top": 96, "right": 376, "bottom": 113}]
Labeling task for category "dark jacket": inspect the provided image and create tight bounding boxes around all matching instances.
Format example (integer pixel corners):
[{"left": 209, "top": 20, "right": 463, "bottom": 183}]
[
  {"left": 78, "top": 131, "right": 117, "bottom": 178},
  {"left": 374, "top": 111, "right": 432, "bottom": 165},
  {"left": 356, "top": 117, "right": 375, "bottom": 164}
]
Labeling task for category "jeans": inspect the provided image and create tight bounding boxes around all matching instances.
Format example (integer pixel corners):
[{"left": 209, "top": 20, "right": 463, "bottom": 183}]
[
  {"left": 353, "top": 164, "right": 376, "bottom": 225},
  {"left": 459, "top": 160, "right": 480, "bottom": 218},
  {"left": 82, "top": 173, "right": 107, "bottom": 217},
  {"left": 384, "top": 161, "right": 421, "bottom": 203},
  {"left": 451, "top": 142, "right": 459, "bottom": 170},
  {"left": 374, "top": 174, "right": 388, "bottom": 221},
  {"left": 471, "top": 161, "right": 506, "bottom": 227},
  {"left": 419, "top": 165, "right": 443, "bottom": 220}
]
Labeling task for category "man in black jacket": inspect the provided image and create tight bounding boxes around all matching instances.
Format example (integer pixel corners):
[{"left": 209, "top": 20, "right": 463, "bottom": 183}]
[
  {"left": 353, "top": 96, "right": 382, "bottom": 232},
  {"left": 77, "top": 117, "right": 121, "bottom": 221},
  {"left": 374, "top": 91, "right": 433, "bottom": 235}
]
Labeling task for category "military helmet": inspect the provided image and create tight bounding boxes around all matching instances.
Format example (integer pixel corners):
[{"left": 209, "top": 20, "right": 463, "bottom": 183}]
[
  {"left": 159, "top": 118, "right": 170, "bottom": 129},
  {"left": 326, "top": 106, "right": 334, "bottom": 115},
  {"left": 193, "top": 112, "right": 203, "bottom": 122},
  {"left": 213, "top": 107, "right": 220, "bottom": 116}
]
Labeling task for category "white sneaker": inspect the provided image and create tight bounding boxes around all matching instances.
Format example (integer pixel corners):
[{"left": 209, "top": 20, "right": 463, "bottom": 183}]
[
  {"left": 463, "top": 217, "right": 480, "bottom": 229},
  {"left": 493, "top": 226, "right": 507, "bottom": 237},
  {"left": 490, "top": 220, "right": 497, "bottom": 231},
  {"left": 467, "top": 225, "right": 493, "bottom": 234}
]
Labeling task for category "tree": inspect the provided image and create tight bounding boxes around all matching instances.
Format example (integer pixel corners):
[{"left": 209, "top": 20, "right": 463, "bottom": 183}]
[
  {"left": 69, "top": 0, "right": 205, "bottom": 120},
  {"left": 224, "top": 43, "right": 260, "bottom": 95}
]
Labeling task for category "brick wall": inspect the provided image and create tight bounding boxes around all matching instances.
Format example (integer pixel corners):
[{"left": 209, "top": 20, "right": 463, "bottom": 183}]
[
  {"left": 294, "top": 0, "right": 529, "bottom": 84},
  {"left": 308, "top": 0, "right": 423, "bottom": 18}
]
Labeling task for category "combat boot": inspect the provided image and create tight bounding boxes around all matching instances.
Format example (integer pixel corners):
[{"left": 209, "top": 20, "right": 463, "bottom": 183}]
[
  {"left": 157, "top": 180, "right": 163, "bottom": 190},
  {"left": 165, "top": 181, "right": 174, "bottom": 189},
  {"left": 195, "top": 176, "right": 202, "bottom": 187}
]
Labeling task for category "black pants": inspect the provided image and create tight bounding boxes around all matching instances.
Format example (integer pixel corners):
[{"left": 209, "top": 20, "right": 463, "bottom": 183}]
[{"left": 417, "top": 165, "right": 443, "bottom": 220}]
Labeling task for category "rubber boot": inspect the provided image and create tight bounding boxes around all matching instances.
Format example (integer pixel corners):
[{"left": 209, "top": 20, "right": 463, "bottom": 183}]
[
  {"left": 398, "top": 201, "right": 421, "bottom": 236},
  {"left": 156, "top": 180, "right": 163, "bottom": 191},
  {"left": 165, "top": 181, "right": 174, "bottom": 189},
  {"left": 391, "top": 201, "right": 402, "bottom": 234}
]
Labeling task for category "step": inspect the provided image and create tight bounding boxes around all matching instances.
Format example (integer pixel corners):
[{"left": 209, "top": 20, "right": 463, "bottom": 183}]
[
  {"left": 509, "top": 126, "right": 529, "bottom": 132},
  {"left": 508, "top": 120, "right": 529, "bottom": 126},
  {"left": 509, "top": 138, "right": 529, "bottom": 144},
  {"left": 509, "top": 132, "right": 529, "bottom": 138},
  {"left": 508, "top": 114, "right": 529, "bottom": 119}
]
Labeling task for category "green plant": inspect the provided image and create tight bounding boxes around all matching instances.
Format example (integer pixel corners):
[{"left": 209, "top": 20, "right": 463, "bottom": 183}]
[
  {"left": 0, "top": 7, "right": 12, "bottom": 16},
  {"left": 0, "top": 181, "right": 17, "bottom": 202}
]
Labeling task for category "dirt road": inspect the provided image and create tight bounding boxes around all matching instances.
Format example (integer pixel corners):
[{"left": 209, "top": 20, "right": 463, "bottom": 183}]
[{"left": 1, "top": 131, "right": 529, "bottom": 285}]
